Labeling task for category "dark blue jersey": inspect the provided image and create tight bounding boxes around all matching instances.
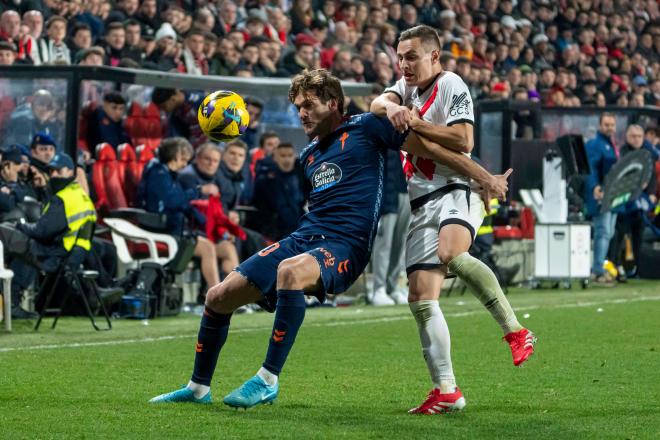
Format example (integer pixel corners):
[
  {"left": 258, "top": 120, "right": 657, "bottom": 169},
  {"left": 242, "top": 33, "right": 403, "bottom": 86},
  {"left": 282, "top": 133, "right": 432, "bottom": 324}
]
[{"left": 296, "top": 113, "right": 407, "bottom": 250}]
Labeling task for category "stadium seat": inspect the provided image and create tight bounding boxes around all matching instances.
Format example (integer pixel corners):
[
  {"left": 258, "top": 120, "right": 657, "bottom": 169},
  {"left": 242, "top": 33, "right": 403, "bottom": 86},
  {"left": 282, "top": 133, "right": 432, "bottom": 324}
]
[
  {"left": 103, "top": 217, "right": 178, "bottom": 272},
  {"left": 0, "top": 240, "right": 14, "bottom": 331},
  {"left": 92, "top": 143, "right": 128, "bottom": 215},
  {"left": 117, "top": 143, "right": 141, "bottom": 207}
]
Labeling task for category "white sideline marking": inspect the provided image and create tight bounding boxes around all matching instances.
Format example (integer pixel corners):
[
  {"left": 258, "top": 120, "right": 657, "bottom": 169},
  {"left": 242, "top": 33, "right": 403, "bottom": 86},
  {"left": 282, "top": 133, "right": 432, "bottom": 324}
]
[{"left": 1, "top": 295, "right": 659, "bottom": 353}]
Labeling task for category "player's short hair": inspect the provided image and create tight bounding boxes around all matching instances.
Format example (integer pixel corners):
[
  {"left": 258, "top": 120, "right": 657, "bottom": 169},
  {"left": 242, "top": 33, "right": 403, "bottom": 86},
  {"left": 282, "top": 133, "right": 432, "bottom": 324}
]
[
  {"left": 288, "top": 68, "right": 345, "bottom": 114},
  {"left": 398, "top": 25, "right": 442, "bottom": 52},
  {"left": 277, "top": 142, "right": 295, "bottom": 150},
  {"left": 158, "top": 137, "right": 193, "bottom": 163}
]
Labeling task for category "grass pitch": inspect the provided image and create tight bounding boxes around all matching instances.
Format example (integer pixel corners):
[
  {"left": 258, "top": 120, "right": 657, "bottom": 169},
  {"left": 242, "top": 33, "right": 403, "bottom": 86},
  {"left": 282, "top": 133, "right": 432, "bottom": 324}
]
[{"left": 1, "top": 281, "right": 659, "bottom": 439}]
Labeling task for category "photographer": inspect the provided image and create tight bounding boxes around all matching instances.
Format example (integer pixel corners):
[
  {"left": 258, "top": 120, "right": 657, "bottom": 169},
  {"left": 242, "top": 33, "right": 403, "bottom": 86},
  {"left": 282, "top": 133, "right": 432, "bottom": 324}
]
[{"left": 0, "top": 145, "right": 32, "bottom": 216}]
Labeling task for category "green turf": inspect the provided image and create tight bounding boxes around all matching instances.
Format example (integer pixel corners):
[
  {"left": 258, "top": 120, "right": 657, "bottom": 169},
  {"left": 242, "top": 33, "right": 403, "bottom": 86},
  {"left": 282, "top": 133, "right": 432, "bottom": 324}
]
[{"left": 1, "top": 281, "right": 660, "bottom": 439}]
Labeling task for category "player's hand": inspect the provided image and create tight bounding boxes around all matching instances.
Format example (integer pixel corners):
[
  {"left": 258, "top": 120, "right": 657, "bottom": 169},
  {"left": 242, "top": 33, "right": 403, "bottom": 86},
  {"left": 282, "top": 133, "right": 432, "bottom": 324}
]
[
  {"left": 480, "top": 168, "right": 513, "bottom": 203},
  {"left": 593, "top": 185, "right": 604, "bottom": 201},
  {"left": 0, "top": 186, "right": 10, "bottom": 194},
  {"left": 386, "top": 104, "right": 412, "bottom": 133}
]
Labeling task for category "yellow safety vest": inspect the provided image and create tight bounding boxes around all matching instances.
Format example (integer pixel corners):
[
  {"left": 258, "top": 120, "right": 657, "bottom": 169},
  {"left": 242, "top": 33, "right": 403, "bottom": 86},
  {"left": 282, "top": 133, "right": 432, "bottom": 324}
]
[
  {"left": 45, "top": 182, "right": 97, "bottom": 251},
  {"left": 477, "top": 198, "right": 499, "bottom": 236}
]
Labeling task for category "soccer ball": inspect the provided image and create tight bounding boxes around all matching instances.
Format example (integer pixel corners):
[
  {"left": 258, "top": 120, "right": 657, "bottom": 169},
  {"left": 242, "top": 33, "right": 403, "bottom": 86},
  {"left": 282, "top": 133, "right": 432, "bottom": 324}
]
[{"left": 197, "top": 90, "right": 250, "bottom": 142}]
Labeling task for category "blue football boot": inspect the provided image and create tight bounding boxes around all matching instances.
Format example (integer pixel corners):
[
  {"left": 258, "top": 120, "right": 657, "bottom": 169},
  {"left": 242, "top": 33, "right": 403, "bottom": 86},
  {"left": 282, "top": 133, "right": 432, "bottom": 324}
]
[
  {"left": 223, "top": 375, "right": 279, "bottom": 409},
  {"left": 149, "top": 386, "right": 212, "bottom": 404}
]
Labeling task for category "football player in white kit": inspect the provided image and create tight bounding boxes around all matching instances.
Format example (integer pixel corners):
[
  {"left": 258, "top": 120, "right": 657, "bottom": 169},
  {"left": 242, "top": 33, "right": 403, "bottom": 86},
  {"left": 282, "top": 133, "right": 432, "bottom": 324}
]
[{"left": 371, "top": 25, "right": 536, "bottom": 415}]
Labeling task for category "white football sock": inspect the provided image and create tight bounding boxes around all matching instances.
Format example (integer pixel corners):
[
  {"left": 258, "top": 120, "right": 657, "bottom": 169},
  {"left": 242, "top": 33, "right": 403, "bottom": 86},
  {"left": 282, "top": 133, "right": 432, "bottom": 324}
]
[
  {"left": 447, "top": 252, "right": 522, "bottom": 335},
  {"left": 187, "top": 381, "right": 210, "bottom": 399},
  {"left": 257, "top": 367, "right": 278, "bottom": 386},
  {"left": 409, "top": 300, "right": 456, "bottom": 393}
]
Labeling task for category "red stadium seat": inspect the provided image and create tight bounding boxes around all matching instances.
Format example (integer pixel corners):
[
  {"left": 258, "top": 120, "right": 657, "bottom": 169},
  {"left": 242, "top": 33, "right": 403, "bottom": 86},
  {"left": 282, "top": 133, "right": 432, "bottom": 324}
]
[
  {"left": 0, "top": 96, "right": 16, "bottom": 132},
  {"left": 117, "top": 143, "right": 142, "bottom": 207},
  {"left": 92, "top": 143, "right": 127, "bottom": 216}
]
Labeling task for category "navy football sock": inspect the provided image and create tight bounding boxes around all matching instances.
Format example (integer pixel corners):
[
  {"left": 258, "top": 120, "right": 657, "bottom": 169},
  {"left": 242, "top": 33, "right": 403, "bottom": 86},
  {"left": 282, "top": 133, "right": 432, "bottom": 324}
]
[
  {"left": 191, "top": 307, "right": 232, "bottom": 386},
  {"left": 263, "top": 290, "right": 307, "bottom": 376}
]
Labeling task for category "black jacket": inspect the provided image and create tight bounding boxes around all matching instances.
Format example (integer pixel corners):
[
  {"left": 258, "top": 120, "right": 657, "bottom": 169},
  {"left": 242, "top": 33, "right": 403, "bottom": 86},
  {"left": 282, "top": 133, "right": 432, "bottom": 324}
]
[
  {"left": 216, "top": 161, "right": 245, "bottom": 213},
  {"left": 253, "top": 157, "right": 306, "bottom": 240}
]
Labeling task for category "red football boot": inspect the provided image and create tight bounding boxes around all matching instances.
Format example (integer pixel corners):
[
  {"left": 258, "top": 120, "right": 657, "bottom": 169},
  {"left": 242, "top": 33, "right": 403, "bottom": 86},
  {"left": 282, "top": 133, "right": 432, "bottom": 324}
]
[
  {"left": 408, "top": 387, "right": 466, "bottom": 414},
  {"left": 504, "top": 328, "right": 537, "bottom": 366}
]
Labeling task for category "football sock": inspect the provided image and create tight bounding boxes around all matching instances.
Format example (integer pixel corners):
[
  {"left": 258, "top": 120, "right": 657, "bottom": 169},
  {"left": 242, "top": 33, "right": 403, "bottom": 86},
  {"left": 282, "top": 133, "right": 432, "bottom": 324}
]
[
  {"left": 186, "top": 381, "right": 210, "bottom": 399},
  {"left": 263, "top": 290, "right": 306, "bottom": 376},
  {"left": 190, "top": 306, "right": 232, "bottom": 387},
  {"left": 409, "top": 300, "right": 456, "bottom": 393},
  {"left": 448, "top": 252, "right": 522, "bottom": 334},
  {"left": 257, "top": 367, "right": 278, "bottom": 386}
]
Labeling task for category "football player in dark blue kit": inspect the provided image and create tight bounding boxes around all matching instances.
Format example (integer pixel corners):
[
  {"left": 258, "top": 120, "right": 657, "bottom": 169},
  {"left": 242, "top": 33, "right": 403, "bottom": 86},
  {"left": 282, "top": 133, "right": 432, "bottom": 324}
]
[{"left": 150, "top": 69, "right": 510, "bottom": 409}]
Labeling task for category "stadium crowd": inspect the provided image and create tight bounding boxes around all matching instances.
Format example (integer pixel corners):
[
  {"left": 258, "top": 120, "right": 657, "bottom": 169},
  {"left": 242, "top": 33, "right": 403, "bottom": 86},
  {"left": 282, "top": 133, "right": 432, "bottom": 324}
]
[
  {"left": 0, "top": 0, "right": 658, "bottom": 107},
  {"left": 0, "top": 0, "right": 659, "bottom": 318}
]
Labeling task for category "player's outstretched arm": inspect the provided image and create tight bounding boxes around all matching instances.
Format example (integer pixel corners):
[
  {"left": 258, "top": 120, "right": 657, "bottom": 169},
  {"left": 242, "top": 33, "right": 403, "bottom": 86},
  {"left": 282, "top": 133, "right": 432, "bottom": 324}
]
[
  {"left": 408, "top": 106, "right": 474, "bottom": 153},
  {"left": 404, "top": 131, "right": 512, "bottom": 201}
]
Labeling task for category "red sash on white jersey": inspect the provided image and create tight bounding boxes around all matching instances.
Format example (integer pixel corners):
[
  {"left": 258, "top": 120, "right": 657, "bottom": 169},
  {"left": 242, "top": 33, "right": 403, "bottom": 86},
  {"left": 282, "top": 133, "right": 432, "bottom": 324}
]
[{"left": 401, "top": 82, "right": 439, "bottom": 180}]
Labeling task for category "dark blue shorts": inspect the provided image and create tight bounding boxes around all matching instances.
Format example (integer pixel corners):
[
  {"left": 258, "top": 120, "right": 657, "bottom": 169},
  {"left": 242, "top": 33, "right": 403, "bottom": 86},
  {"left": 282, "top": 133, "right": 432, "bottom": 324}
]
[{"left": 235, "top": 233, "right": 369, "bottom": 312}]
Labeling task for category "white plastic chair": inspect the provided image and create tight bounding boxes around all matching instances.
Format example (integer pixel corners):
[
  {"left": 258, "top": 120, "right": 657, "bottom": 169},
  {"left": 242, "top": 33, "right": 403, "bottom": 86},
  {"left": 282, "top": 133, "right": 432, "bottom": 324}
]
[
  {"left": 103, "top": 218, "right": 178, "bottom": 274},
  {"left": 0, "top": 240, "right": 14, "bottom": 331}
]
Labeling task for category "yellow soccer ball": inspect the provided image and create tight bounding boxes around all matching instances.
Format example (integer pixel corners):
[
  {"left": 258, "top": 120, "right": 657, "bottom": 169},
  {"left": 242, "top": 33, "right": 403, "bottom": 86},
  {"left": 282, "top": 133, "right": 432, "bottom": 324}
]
[{"left": 197, "top": 91, "right": 250, "bottom": 142}]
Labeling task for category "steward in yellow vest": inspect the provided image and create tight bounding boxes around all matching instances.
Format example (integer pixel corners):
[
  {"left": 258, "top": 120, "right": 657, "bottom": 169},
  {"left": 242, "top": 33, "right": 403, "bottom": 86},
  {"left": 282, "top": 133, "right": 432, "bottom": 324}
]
[{"left": 16, "top": 153, "right": 96, "bottom": 270}]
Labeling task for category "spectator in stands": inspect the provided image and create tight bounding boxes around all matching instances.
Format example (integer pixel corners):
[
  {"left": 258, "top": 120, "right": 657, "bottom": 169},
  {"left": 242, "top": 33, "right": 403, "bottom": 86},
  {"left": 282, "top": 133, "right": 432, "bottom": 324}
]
[
  {"left": 0, "top": 40, "right": 16, "bottom": 65},
  {"left": 107, "top": 0, "right": 139, "bottom": 24},
  {"left": 135, "top": 0, "right": 159, "bottom": 38},
  {"left": 331, "top": 48, "right": 353, "bottom": 79},
  {"left": 85, "top": 91, "right": 131, "bottom": 149},
  {"left": 585, "top": 113, "right": 619, "bottom": 286},
  {"left": 146, "top": 23, "right": 181, "bottom": 71},
  {"left": 102, "top": 21, "right": 127, "bottom": 67},
  {"left": 249, "top": 131, "right": 279, "bottom": 177},
  {"left": 137, "top": 137, "right": 223, "bottom": 288},
  {"left": 21, "top": 10, "right": 42, "bottom": 63},
  {"left": 281, "top": 35, "right": 317, "bottom": 76},
  {"left": 0, "top": 10, "right": 30, "bottom": 62},
  {"left": 37, "top": 15, "right": 70, "bottom": 65},
  {"left": 176, "top": 142, "right": 241, "bottom": 277},
  {"left": 210, "top": 36, "right": 239, "bottom": 75},
  {"left": 68, "top": 23, "right": 93, "bottom": 62},
  {"left": 76, "top": 45, "right": 105, "bottom": 65},
  {"left": 182, "top": 27, "right": 208, "bottom": 75},
  {"left": 151, "top": 88, "right": 207, "bottom": 148},
  {"left": 5, "top": 90, "right": 60, "bottom": 147},
  {"left": 241, "top": 96, "right": 264, "bottom": 149},
  {"left": 214, "top": 0, "right": 238, "bottom": 37},
  {"left": 252, "top": 142, "right": 305, "bottom": 240},
  {"left": 123, "top": 19, "right": 146, "bottom": 64},
  {"left": 216, "top": 139, "right": 248, "bottom": 213}
]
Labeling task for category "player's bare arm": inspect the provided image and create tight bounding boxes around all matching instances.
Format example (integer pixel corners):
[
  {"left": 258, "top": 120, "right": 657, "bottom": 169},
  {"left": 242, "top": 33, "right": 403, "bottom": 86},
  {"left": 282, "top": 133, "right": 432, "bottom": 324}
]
[
  {"left": 370, "top": 92, "right": 412, "bottom": 132},
  {"left": 404, "top": 131, "right": 511, "bottom": 201},
  {"left": 408, "top": 106, "right": 474, "bottom": 153}
]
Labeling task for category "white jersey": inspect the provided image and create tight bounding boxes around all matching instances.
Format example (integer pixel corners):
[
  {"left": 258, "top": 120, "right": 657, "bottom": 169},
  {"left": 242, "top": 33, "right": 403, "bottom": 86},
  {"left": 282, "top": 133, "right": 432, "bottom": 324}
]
[{"left": 385, "top": 71, "right": 475, "bottom": 201}]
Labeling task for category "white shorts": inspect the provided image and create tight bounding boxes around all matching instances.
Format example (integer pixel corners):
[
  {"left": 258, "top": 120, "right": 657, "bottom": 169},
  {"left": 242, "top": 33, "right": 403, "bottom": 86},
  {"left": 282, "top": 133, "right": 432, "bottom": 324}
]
[{"left": 405, "top": 188, "right": 485, "bottom": 273}]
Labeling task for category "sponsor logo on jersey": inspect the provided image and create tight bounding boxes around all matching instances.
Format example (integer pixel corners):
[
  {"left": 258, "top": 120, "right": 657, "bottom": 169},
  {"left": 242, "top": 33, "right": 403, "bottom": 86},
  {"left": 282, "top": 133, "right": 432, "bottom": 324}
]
[
  {"left": 449, "top": 209, "right": 459, "bottom": 215},
  {"left": 449, "top": 92, "right": 471, "bottom": 117},
  {"left": 311, "top": 162, "right": 342, "bottom": 193}
]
